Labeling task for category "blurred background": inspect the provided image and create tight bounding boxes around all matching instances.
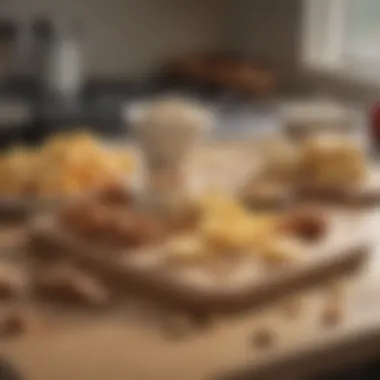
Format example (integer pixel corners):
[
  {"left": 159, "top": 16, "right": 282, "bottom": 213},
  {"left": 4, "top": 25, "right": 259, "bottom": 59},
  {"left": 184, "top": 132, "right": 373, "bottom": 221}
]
[
  {"left": 0, "top": 0, "right": 378, "bottom": 146},
  {"left": 2, "top": 1, "right": 380, "bottom": 379}
]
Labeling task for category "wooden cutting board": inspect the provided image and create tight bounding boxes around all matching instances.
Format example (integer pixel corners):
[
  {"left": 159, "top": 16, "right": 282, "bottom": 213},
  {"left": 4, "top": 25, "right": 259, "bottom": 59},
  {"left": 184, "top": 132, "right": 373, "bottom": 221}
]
[{"left": 28, "top": 210, "right": 369, "bottom": 315}]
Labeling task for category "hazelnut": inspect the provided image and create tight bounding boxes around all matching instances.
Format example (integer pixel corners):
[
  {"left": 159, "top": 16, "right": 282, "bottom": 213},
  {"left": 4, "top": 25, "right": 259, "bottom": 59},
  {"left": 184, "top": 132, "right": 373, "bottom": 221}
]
[
  {"left": 321, "top": 302, "right": 343, "bottom": 327},
  {"left": 250, "top": 328, "right": 275, "bottom": 349},
  {"left": 282, "top": 208, "right": 327, "bottom": 241},
  {"left": 0, "top": 311, "right": 28, "bottom": 338}
]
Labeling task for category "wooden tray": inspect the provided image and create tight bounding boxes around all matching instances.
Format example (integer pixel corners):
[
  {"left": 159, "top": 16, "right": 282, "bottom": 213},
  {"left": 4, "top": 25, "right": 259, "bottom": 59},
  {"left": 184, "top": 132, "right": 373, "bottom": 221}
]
[{"left": 28, "top": 212, "right": 370, "bottom": 315}]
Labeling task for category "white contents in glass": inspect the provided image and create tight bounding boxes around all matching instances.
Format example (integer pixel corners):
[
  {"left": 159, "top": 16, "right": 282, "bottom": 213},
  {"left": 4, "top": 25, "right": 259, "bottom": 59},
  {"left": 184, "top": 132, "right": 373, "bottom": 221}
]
[{"left": 132, "top": 97, "right": 214, "bottom": 213}]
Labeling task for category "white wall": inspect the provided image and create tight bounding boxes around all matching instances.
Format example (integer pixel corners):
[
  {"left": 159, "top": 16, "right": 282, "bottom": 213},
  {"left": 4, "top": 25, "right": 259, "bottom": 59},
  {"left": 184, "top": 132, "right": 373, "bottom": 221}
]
[{"left": 1, "top": 0, "right": 230, "bottom": 78}]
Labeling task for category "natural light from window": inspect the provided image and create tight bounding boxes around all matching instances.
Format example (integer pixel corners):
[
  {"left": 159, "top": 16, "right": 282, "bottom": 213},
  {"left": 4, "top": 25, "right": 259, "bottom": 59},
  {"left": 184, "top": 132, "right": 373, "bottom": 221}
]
[
  {"left": 302, "top": 0, "right": 380, "bottom": 85},
  {"left": 343, "top": 0, "right": 380, "bottom": 62}
]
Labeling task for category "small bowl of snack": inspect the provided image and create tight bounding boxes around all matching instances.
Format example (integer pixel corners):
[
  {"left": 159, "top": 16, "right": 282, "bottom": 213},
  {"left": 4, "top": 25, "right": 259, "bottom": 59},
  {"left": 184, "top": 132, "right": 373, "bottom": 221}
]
[
  {"left": 244, "top": 133, "right": 378, "bottom": 206},
  {"left": 0, "top": 132, "right": 136, "bottom": 214}
]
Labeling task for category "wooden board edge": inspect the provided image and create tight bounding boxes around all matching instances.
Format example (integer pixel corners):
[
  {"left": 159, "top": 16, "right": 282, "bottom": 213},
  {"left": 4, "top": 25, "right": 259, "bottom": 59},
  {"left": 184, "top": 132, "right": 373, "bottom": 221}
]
[{"left": 28, "top": 218, "right": 370, "bottom": 315}]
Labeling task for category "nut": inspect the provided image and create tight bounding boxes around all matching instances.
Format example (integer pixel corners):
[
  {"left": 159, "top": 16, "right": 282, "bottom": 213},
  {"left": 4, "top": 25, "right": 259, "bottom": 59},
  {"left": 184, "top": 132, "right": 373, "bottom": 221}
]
[
  {"left": 321, "top": 302, "right": 343, "bottom": 327},
  {"left": 250, "top": 328, "right": 275, "bottom": 349},
  {"left": 0, "top": 307, "right": 35, "bottom": 339},
  {"left": 282, "top": 208, "right": 327, "bottom": 241}
]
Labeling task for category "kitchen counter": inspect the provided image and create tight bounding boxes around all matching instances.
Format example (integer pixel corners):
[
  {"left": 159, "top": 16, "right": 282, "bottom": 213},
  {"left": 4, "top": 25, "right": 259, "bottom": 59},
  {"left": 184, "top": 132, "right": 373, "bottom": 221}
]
[
  {"left": 0, "top": 140, "right": 379, "bottom": 380},
  {"left": 0, "top": 215, "right": 379, "bottom": 380}
]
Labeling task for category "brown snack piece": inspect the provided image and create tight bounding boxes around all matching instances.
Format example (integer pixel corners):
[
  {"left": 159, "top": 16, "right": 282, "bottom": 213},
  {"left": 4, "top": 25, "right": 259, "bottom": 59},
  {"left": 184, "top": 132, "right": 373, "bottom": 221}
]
[
  {"left": 321, "top": 301, "right": 343, "bottom": 327},
  {"left": 59, "top": 195, "right": 165, "bottom": 248},
  {"left": 134, "top": 213, "right": 166, "bottom": 245},
  {"left": 0, "top": 307, "right": 34, "bottom": 339},
  {"left": 250, "top": 328, "right": 275, "bottom": 349},
  {"left": 59, "top": 200, "right": 115, "bottom": 241},
  {"left": 108, "top": 212, "right": 141, "bottom": 247},
  {"left": 79, "top": 205, "right": 115, "bottom": 239},
  {"left": 281, "top": 208, "right": 327, "bottom": 242},
  {"left": 0, "top": 263, "right": 25, "bottom": 300},
  {"left": 97, "top": 182, "right": 132, "bottom": 206},
  {"left": 58, "top": 200, "right": 93, "bottom": 230},
  {"left": 34, "top": 265, "right": 110, "bottom": 307},
  {"left": 107, "top": 210, "right": 165, "bottom": 248}
]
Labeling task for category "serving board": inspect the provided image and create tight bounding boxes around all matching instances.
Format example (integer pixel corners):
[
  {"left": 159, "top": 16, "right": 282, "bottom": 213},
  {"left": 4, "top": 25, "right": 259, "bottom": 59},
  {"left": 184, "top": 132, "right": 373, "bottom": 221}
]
[{"left": 28, "top": 210, "right": 370, "bottom": 315}]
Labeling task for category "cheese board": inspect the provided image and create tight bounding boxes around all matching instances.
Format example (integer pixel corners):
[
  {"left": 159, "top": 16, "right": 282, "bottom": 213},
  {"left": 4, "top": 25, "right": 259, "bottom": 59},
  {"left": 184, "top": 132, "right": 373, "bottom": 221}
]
[{"left": 28, "top": 209, "right": 369, "bottom": 315}]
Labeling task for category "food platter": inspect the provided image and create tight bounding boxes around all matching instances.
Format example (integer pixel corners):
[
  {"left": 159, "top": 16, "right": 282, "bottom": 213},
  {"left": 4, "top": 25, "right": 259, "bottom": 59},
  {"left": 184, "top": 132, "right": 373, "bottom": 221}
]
[
  {"left": 0, "top": 99, "right": 375, "bottom": 318},
  {"left": 29, "top": 208, "right": 369, "bottom": 314}
]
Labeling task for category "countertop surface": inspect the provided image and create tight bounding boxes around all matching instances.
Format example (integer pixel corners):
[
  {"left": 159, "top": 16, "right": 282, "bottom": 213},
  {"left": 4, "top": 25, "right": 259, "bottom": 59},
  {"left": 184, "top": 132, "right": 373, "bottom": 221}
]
[
  {"left": 1, "top": 215, "right": 380, "bottom": 380},
  {"left": 0, "top": 140, "right": 379, "bottom": 380}
]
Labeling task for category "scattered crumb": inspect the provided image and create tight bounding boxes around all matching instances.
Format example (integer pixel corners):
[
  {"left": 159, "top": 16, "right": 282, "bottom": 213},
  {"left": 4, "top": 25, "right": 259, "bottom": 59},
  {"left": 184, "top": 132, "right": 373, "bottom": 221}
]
[
  {"left": 0, "top": 307, "right": 36, "bottom": 339},
  {"left": 321, "top": 296, "right": 344, "bottom": 327},
  {"left": 250, "top": 328, "right": 275, "bottom": 349}
]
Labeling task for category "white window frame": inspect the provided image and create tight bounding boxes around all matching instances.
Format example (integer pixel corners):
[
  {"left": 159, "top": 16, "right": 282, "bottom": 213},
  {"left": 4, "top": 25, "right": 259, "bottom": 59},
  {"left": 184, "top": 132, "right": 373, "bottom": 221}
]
[{"left": 301, "top": 0, "right": 380, "bottom": 88}]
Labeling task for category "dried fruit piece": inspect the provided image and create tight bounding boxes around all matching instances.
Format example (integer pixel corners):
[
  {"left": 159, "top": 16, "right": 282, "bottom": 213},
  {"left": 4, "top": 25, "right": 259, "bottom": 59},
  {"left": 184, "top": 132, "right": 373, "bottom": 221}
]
[
  {"left": 321, "top": 302, "right": 343, "bottom": 327},
  {"left": 281, "top": 208, "right": 327, "bottom": 242}
]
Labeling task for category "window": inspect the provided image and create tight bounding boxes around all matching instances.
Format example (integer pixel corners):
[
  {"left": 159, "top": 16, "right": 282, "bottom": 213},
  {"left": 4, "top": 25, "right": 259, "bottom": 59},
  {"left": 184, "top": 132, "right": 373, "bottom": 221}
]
[
  {"left": 302, "top": 0, "right": 380, "bottom": 85},
  {"left": 343, "top": 0, "right": 380, "bottom": 62}
]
